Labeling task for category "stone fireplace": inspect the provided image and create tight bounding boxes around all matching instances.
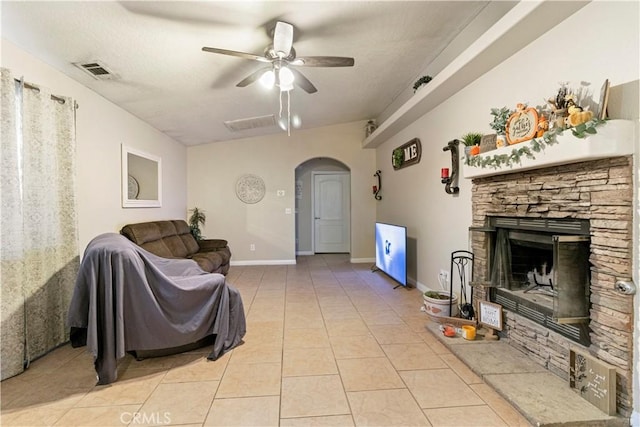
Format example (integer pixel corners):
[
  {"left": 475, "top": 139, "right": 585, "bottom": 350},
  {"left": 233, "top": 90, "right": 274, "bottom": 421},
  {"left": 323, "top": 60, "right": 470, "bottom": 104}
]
[{"left": 469, "top": 155, "right": 634, "bottom": 416}]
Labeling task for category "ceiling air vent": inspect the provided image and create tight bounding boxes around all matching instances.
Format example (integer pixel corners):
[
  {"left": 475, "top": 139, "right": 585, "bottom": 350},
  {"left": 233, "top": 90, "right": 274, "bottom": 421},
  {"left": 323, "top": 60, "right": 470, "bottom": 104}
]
[
  {"left": 73, "top": 61, "right": 117, "bottom": 80},
  {"left": 224, "top": 115, "right": 277, "bottom": 132}
]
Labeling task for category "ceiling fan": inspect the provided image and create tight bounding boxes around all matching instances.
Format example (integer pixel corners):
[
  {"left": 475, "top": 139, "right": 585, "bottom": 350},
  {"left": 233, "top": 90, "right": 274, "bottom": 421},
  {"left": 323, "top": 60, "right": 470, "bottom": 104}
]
[{"left": 202, "top": 21, "right": 354, "bottom": 94}]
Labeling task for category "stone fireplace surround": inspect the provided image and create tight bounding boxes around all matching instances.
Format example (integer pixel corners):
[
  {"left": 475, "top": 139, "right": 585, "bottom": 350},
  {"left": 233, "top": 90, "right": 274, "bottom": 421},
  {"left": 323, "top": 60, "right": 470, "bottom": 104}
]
[{"left": 470, "top": 155, "right": 634, "bottom": 416}]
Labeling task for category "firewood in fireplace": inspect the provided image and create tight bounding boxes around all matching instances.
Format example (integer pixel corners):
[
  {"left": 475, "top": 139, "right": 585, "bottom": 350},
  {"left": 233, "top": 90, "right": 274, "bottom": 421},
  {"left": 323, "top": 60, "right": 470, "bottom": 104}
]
[{"left": 524, "top": 262, "right": 555, "bottom": 294}]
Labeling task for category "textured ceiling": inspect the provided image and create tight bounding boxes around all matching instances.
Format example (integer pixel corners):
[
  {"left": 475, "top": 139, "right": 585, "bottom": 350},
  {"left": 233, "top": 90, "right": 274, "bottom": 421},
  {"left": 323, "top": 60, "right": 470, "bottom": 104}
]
[{"left": 2, "top": 1, "right": 500, "bottom": 146}]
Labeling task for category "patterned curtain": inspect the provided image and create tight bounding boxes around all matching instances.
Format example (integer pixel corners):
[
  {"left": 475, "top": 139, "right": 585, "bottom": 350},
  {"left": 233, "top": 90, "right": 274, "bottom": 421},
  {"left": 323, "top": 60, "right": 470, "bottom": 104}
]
[{"left": 0, "top": 68, "right": 79, "bottom": 380}]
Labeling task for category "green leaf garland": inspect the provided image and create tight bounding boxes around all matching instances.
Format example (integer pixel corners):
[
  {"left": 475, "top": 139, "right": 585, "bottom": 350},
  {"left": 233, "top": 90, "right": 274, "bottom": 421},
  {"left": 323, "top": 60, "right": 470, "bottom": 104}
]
[{"left": 465, "top": 118, "right": 606, "bottom": 169}]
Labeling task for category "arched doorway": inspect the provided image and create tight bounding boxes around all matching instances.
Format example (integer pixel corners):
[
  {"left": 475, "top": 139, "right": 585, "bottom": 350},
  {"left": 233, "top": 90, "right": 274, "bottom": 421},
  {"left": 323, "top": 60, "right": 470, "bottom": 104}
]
[{"left": 295, "top": 158, "right": 351, "bottom": 255}]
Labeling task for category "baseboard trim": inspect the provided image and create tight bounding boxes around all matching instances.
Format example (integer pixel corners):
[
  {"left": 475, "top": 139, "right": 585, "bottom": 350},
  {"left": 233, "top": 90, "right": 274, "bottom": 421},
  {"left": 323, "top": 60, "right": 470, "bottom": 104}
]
[
  {"left": 415, "top": 280, "right": 456, "bottom": 296},
  {"left": 414, "top": 280, "right": 430, "bottom": 293},
  {"left": 230, "top": 257, "right": 377, "bottom": 266},
  {"left": 296, "top": 251, "right": 314, "bottom": 256},
  {"left": 350, "top": 257, "right": 375, "bottom": 264},
  {"left": 230, "top": 259, "right": 296, "bottom": 266}
]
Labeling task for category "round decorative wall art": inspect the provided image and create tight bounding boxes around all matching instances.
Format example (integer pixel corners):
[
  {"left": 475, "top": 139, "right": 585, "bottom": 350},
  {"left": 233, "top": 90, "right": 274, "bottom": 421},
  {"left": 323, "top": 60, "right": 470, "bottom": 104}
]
[
  {"left": 127, "top": 175, "right": 140, "bottom": 199},
  {"left": 235, "top": 174, "right": 266, "bottom": 204}
]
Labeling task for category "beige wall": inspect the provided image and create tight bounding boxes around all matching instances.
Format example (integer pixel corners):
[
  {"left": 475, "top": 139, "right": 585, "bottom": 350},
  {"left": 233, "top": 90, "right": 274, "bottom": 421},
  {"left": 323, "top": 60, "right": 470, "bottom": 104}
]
[
  {"left": 187, "top": 121, "right": 376, "bottom": 264},
  {"left": 1, "top": 40, "right": 188, "bottom": 254}
]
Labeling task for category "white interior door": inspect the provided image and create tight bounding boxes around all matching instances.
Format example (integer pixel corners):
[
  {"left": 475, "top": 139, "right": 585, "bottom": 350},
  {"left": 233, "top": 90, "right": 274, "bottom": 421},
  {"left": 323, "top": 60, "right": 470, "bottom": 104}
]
[{"left": 313, "top": 172, "right": 350, "bottom": 253}]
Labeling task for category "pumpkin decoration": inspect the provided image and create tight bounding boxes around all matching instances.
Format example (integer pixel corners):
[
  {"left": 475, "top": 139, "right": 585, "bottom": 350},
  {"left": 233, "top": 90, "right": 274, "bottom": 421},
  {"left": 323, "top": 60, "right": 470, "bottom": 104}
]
[
  {"left": 566, "top": 110, "right": 594, "bottom": 127},
  {"left": 469, "top": 145, "right": 480, "bottom": 156},
  {"left": 506, "top": 103, "right": 539, "bottom": 145},
  {"left": 536, "top": 115, "right": 549, "bottom": 138}
]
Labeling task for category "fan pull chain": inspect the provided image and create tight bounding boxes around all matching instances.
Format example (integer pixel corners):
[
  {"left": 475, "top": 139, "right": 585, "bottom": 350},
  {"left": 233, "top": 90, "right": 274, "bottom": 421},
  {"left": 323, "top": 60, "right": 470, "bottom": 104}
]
[
  {"left": 287, "top": 90, "right": 291, "bottom": 136},
  {"left": 277, "top": 88, "right": 292, "bottom": 136}
]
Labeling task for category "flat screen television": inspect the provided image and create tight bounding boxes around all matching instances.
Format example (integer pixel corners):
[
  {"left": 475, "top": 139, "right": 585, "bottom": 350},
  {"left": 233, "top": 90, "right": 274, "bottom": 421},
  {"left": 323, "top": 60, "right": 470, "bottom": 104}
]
[{"left": 375, "top": 222, "right": 407, "bottom": 287}]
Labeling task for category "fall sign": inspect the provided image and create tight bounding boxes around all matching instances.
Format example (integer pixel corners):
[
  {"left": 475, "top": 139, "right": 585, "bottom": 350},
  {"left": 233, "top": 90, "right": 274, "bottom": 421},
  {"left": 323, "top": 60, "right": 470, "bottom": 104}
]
[{"left": 506, "top": 104, "right": 539, "bottom": 145}]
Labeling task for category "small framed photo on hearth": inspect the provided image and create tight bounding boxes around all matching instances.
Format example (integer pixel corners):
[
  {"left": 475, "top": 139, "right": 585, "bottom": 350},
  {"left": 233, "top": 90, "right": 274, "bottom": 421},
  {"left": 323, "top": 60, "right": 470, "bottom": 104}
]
[{"left": 479, "top": 300, "right": 503, "bottom": 331}]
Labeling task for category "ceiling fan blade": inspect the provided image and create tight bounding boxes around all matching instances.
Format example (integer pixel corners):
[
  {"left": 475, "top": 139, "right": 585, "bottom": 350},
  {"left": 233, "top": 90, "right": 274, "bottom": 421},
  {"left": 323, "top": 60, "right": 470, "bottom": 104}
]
[
  {"left": 289, "top": 68, "right": 317, "bottom": 94},
  {"left": 202, "top": 47, "right": 271, "bottom": 63},
  {"left": 291, "top": 56, "right": 355, "bottom": 67},
  {"left": 273, "top": 21, "right": 293, "bottom": 57},
  {"left": 236, "top": 67, "right": 271, "bottom": 87}
]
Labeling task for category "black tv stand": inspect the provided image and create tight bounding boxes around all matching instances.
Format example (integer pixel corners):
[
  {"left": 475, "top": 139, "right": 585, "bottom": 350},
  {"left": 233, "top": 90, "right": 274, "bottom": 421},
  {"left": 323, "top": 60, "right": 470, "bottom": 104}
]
[{"left": 371, "top": 265, "right": 404, "bottom": 290}]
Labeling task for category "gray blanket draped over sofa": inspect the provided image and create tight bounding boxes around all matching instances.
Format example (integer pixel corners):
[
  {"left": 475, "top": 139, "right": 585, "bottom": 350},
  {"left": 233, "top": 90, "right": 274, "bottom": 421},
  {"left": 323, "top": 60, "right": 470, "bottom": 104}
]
[{"left": 67, "top": 233, "right": 246, "bottom": 384}]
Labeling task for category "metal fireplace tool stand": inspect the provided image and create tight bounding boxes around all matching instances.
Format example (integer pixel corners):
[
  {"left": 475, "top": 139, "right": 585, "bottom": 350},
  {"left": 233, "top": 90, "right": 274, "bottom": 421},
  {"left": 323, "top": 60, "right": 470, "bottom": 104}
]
[{"left": 449, "top": 250, "right": 475, "bottom": 322}]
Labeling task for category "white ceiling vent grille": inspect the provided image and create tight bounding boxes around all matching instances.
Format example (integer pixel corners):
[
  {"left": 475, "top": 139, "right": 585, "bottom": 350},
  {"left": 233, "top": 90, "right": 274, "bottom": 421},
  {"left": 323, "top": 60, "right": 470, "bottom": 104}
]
[
  {"left": 73, "top": 61, "right": 117, "bottom": 80},
  {"left": 224, "top": 115, "right": 277, "bottom": 132}
]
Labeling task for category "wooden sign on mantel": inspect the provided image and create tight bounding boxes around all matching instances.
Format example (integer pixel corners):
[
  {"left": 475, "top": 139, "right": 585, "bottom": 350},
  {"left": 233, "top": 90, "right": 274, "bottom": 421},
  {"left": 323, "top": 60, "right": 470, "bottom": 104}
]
[
  {"left": 392, "top": 138, "right": 422, "bottom": 170},
  {"left": 569, "top": 348, "right": 616, "bottom": 415}
]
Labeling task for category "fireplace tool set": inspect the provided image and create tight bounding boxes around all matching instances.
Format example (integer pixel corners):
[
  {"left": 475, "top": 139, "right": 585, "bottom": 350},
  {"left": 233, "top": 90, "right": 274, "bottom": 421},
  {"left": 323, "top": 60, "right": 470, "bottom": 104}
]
[{"left": 424, "top": 251, "right": 480, "bottom": 337}]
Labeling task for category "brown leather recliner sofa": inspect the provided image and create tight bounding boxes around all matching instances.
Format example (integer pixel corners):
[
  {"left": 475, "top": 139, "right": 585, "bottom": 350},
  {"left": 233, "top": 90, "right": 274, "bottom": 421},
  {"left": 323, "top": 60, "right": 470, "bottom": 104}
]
[{"left": 120, "top": 220, "right": 231, "bottom": 275}]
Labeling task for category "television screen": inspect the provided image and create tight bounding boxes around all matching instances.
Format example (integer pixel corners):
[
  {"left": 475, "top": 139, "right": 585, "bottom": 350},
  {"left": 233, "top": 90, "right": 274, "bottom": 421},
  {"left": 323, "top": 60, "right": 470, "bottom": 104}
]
[{"left": 375, "top": 222, "right": 407, "bottom": 287}]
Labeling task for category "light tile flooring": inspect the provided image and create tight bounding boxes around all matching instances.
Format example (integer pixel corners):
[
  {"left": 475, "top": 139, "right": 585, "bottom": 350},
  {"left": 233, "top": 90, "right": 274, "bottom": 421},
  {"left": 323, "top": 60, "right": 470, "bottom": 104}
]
[{"left": 1, "top": 255, "right": 531, "bottom": 426}]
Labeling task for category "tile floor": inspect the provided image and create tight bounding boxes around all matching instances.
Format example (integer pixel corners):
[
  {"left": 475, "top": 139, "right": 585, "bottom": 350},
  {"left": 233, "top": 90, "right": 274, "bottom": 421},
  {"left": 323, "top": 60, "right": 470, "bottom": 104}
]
[{"left": 1, "top": 254, "right": 532, "bottom": 426}]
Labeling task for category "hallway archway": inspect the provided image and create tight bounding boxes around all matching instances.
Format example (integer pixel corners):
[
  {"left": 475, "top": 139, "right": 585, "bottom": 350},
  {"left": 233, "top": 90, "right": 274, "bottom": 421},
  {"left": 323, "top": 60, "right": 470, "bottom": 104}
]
[{"left": 294, "top": 158, "right": 350, "bottom": 255}]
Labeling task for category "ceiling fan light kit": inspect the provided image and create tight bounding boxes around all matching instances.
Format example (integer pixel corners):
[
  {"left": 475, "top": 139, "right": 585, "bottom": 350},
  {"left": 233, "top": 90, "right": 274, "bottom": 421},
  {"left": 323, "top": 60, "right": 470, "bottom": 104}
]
[
  {"left": 259, "top": 70, "right": 275, "bottom": 89},
  {"left": 278, "top": 67, "right": 295, "bottom": 91}
]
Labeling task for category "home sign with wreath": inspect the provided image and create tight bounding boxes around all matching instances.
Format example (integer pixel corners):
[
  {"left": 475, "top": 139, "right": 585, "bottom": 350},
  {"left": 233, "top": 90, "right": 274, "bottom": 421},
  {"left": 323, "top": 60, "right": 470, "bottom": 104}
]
[{"left": 392, "top": 138, "right": 422, "bottom": 170}]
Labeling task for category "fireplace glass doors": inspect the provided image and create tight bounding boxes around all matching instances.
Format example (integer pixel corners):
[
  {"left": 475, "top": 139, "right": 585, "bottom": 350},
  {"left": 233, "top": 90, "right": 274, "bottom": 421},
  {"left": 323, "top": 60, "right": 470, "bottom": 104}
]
[{"left": 486, "top": 217, "right": 591, "bottom": 345}]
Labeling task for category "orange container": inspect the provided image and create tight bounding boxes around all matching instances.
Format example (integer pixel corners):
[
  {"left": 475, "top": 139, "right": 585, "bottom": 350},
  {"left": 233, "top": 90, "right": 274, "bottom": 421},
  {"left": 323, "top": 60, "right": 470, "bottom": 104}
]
[{"left": 461, "top": 325, "right": 476, "bottom": 340}]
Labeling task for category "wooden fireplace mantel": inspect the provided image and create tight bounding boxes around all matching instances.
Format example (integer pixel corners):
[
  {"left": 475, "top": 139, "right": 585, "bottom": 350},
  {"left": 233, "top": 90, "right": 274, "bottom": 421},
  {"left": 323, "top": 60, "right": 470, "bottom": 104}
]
[{"left": 463, "top": 120, "right": 637, "bottom": 179}]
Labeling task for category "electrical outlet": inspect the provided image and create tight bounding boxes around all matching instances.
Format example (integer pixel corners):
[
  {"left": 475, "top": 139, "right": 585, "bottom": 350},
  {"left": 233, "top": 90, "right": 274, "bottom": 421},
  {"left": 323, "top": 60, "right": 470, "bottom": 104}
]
[
  {"left": 250, "top": 244, "right": 255, "bottom": 251},
  {"left": 439, "top": 269, "right": 449, "bottom": 285}
]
